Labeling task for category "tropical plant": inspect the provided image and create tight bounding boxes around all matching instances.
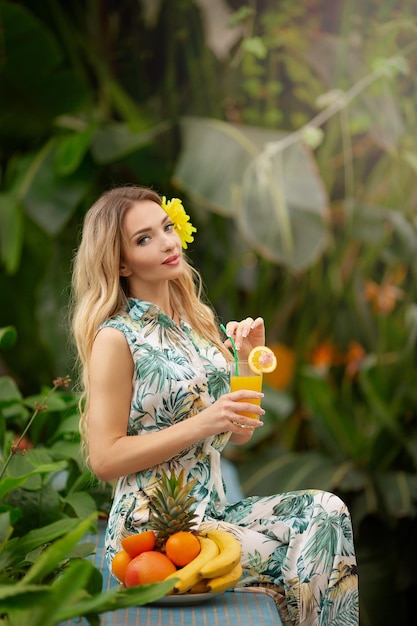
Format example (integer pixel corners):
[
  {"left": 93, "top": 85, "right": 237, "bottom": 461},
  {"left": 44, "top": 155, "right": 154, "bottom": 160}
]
[
  {"left": 0, "top": 373, "right": 113, "bottom": 534},
  {"left": 0, "top": 371, "right": 175, "bottom": 625},
  {"left": 0, "top": 0, "right": 179, "bottom": 390},
  {"left": 0, "top": 510, "right": 175, "bottom": 626}
]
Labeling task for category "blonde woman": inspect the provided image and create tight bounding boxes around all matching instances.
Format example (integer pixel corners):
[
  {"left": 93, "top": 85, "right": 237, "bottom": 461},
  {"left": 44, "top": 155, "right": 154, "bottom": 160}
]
[{"left": 72, "top": 186, "right": 358, "bottom": 626}]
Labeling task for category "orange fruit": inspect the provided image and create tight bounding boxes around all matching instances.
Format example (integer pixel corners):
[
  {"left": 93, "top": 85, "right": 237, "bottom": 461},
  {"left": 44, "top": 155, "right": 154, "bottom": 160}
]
[
  {"left": 124, "top": 550, "right": 177, "bottom": 587},
  {"left": 165, "top": 531, "right": 201, "bottom": 566},
  {"left": 121, "top": 530, "right": 156, "bottom": 557},
  {"left": 248, "top": 345, "right": 277, "bottom": 374},
  {"left": 111, "top": 549, "right": 132, "bottom": 583}
]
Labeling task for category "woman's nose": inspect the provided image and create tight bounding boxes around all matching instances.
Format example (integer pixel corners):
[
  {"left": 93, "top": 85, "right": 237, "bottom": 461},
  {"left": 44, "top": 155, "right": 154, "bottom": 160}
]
[{"left": 161, "top": 232, "right": 175, "bottom": 249}]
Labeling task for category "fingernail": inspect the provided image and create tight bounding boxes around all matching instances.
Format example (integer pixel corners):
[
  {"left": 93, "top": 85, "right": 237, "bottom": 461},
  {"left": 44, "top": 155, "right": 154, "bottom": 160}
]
[
  {"left": 236, "top": 341, "right": 241, "bottom": 350},
  {"left": 242, "top": 330, "right": 248, "bottom": 338}
]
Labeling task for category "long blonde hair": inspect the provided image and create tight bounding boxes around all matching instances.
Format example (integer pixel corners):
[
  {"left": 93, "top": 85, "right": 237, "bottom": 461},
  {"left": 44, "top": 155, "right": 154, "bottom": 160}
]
[{"left": 71, "top": 186, "right": 230, "bottom": 446}]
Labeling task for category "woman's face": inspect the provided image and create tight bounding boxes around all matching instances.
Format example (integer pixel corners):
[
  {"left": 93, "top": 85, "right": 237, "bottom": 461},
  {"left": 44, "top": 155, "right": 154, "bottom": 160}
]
[{"left": 120, "top": 200, "right": 183, "bottom": 296}]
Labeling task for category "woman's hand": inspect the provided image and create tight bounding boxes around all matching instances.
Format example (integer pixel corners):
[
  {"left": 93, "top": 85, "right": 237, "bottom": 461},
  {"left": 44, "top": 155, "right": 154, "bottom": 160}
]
[
  {"left": 223, "top": 316, "right": 265, "bottom": 357},
  {"left": 196, "top": 388, "right": 264, "bottom": 441}
]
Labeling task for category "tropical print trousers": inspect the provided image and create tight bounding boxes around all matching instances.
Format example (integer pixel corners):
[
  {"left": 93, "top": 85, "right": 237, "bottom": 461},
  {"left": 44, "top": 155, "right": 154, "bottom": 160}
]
[{"left": 204, "top": 489, "right": 359, "bottom": 626}]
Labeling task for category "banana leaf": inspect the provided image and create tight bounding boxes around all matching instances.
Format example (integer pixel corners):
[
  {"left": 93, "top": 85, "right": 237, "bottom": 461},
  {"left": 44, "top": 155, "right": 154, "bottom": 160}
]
[{"left": 173, "top": 116, "right": 329, "bottom": 271}]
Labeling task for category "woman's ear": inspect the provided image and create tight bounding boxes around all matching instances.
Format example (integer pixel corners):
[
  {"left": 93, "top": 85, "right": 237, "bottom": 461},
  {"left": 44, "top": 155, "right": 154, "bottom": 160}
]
[{"left": 119, "top": 262, "right": 132, "bottom": 277}]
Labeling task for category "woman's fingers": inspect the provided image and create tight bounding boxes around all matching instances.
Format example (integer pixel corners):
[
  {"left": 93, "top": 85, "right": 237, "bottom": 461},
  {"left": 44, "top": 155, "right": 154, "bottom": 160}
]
[
  {"left": 224, "top": 317, "right": 265, "bottom": 351},
  {"left": 225, "top": 391, "right": 265, "bottom": 428}
]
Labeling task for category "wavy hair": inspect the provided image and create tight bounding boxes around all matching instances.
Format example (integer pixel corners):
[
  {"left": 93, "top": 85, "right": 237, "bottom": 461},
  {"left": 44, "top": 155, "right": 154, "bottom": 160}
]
[{"left": 71, "top": 186, "right": 230, "bottom": 449}]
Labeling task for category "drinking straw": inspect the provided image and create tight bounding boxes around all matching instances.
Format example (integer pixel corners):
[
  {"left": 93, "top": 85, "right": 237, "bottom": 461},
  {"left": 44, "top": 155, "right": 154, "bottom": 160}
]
[{"left": 220, "top": 324, "right": 239, "bottom": 376}]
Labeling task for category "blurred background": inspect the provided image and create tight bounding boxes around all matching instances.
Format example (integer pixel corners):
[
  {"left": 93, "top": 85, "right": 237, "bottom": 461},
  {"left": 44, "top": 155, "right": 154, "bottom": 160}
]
[{"left": 1, "top": 1, "right": 417, "bottom": 624}]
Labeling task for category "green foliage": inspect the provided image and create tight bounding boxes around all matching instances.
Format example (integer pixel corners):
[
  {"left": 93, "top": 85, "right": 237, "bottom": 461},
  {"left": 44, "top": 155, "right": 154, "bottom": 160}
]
[
  {"left": 0, "top": 375, "right": 113, "bottom": 533},
  {"left": 0, "top": 1, "right": 177, "bottom": 390},
  {"left": 0, "top": 374, "right": 174, "bottom": 624},
  {"left": 0, "top": 513, "right": 175, "bottom": 626},
  {"left": 0, "top": 328, "right": 16, "bottom": 352}
]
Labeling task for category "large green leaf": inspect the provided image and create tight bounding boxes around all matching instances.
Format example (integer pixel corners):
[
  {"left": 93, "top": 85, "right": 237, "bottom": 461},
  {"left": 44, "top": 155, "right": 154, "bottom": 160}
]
[
  {"left": 63, "top": 491, "right": 98, "bottom": 519},
  {"left": 22, "top": 142, "right": 91, "bottom": 235},
  {"left": 90, "top": 121, "right": 169, "bottom": 164},
  {"left": 376, "top": 471, "right": 417, "bottom": 518},
  {"left": 0, "top": 463, "right": 67, "bottom": 499},
  {"left": 0, "top": 326, "right": 17, "bottom": 350},
  {"left": 0, "top": 517, "right": 83, "bottom": 572},
  {"left": 357, "top": 365, "right": 401, "bottom": 436},
  {"left": 0, "top": 510, "right": 12, "bottom": 546},
  {"left": 173, "top": 116, "right": 329, "bottom": 271},
  {"left": 22, "top": 560, "right": 94, "bottom": 626},
  {"left": 0, "top": 376, "right": 22, "bottom": 406},
  {"left": 0, "top": 192, "right": 24, "bottom": 274},
  {"left": 0, "top": 584, "right": 51, "bottom": 609},
  {"left": 54, "top": 126, "right": 96, "bottom": 176},
  {"left": 56, "top": 578, "right": 176, "bottom": 621},
  {"left": 49, "top": 440, "right": 81, "bottom": 464},
  {"left": 21, "top": 514, "right": 96, "bottom": 584},
  {"left": 298, "top": 367, "right": 359, "bottom": 458}
]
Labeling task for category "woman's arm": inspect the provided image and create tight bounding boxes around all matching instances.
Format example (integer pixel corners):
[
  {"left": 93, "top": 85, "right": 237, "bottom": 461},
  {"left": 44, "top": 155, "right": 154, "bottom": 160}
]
[{"left": 87, "top": 327, "right": 264, "bottom": 482}]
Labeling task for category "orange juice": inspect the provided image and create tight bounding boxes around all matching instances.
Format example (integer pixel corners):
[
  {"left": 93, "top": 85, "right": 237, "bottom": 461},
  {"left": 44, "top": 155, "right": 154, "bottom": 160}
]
[{"left": 230, "top": 372, "right": 263, "bottom": 418}]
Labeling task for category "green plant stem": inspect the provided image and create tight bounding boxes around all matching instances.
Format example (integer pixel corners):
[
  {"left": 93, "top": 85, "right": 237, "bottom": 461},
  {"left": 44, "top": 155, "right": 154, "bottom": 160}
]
[{"left": 257, "top": 41, "right": 417, "bottom": 160}]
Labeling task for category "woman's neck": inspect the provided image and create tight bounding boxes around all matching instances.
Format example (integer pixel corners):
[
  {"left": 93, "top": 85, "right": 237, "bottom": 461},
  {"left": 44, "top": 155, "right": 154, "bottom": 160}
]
[{"left": 128, "top": 286, "right": 175, "bottom": 321}]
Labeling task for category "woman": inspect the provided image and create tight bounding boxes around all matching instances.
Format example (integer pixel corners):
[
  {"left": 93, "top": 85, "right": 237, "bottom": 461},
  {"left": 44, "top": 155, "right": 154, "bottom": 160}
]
[{"left": 72, "top": 186, "right": 359, "bottom": 626}]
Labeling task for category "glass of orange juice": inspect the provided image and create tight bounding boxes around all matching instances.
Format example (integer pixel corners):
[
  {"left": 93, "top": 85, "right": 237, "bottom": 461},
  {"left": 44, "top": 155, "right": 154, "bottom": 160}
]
[{"left": 228, "top": 360, "right": 263, "bottom": 419}]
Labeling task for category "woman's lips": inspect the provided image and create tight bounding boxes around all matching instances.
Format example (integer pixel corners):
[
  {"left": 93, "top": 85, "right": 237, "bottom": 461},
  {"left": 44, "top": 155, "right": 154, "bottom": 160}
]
[{"left": 163, "top": 254, "right": 180, "bottom": 265}]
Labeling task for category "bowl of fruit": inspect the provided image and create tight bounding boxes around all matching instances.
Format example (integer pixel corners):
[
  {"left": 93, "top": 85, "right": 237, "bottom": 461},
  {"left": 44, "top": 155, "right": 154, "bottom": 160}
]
[{"left": 111, "top": 470, "right": 242, "bottom": 605}]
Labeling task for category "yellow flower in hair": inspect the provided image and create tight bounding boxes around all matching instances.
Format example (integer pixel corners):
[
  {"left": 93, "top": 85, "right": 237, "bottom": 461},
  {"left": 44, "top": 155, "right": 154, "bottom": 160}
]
[{"left": 161, "top": 196, "right": 197, "bottom": 249}]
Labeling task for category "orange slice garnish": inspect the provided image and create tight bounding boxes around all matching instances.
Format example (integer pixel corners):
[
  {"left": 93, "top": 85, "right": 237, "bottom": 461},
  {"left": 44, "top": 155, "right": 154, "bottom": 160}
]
[{"left": 248, "top": 346, "right": 277, "bottom": 374}]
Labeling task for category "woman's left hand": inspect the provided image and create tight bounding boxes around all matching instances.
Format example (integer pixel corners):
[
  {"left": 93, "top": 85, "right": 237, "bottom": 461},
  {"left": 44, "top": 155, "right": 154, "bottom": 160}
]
[{"left": 223, "top": 317, "right": 265, "bottom": 357}]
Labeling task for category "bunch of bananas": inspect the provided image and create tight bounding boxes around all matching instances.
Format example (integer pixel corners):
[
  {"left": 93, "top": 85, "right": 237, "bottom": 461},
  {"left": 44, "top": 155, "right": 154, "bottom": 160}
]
[{"left": 166, "top": 528, "right": 242, "bottom": 594}]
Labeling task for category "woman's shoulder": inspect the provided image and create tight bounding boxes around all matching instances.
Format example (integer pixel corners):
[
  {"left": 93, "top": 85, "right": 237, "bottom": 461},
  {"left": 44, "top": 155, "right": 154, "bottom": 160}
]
[
  {"left": 98, "top": 299, "right": 155, "bottom": 347},
  {"left": 100, "top": 314, "right": 129, "bottom": 331},
  {"left": 98, "top": 312, "right": 139, "bottom": 351},
  {"left": 91, "top": 326, "right": 133, "bottom": 378}
]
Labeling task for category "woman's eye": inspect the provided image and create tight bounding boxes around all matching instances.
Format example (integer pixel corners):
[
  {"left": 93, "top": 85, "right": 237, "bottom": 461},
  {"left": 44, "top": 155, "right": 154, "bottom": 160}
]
[
  {"left": 137, "top": 235, "right": 150, "bottom": 245},
  {"left": 165, "top": 222, "right": 175, "bottom": 232}
]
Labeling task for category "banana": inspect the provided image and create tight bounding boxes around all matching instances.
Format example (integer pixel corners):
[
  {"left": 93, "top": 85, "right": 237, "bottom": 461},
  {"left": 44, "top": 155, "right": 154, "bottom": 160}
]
[
  {"left": 198, "top": 529, "right": 242, "bottom": 579},
  {"left": 165, "top": 535, "right": 219, "bottom": 594},
  {"left": 188, "top": 579, "right": 209, "bottom": 594},
  {"left": 206, "top": 562, "right": 243, "bottom": 593}
]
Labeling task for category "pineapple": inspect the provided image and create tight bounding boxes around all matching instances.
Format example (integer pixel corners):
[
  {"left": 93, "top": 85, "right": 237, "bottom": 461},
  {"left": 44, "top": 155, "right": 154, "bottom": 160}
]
[{"left": 148, "top": 469, "right": 199, "bottom": 548}]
